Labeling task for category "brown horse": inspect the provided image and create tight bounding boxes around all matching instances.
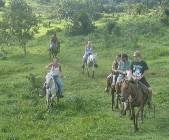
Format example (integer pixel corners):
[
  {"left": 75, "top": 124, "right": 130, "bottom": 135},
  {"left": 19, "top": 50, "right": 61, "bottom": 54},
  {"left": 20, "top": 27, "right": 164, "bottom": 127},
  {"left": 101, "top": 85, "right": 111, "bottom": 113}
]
[{"left": 121, "top": 80, "right": 151, "bottom": 131}]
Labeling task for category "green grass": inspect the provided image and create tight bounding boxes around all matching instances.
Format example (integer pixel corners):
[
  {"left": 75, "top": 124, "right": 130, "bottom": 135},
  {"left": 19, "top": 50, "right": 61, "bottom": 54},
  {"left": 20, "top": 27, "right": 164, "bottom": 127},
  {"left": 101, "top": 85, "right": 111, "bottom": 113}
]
[{"left": 0, "top": 9, "right": 169, "bottom": 140}]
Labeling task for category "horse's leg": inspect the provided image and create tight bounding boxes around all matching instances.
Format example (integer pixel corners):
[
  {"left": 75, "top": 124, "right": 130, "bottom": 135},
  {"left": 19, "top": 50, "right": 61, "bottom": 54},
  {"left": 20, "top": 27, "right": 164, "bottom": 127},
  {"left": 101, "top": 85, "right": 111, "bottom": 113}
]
[
  {"left": 128, "top": 103, "right": 132, "bottom": 119},
  {"left": 141, "top": 106, "right": 144, "bottom": 123},
  {"left": 153, "top": 104, "right": 156, "bottom": 118},
  {"left": 111, "top": 89, "right": 115, "bottom": 111},
  {"left": 46, "top": 91, "right": 50, "bottom": 109},
  {"left": 131, "top": 107, "right": 137, "bottom": 132},
  {"left": 87, "top": 67, "right": 90, "bottom": 77},
  {"left": 121, "top": 102, "right": 127, "bottom": 116},
  {"left": 115, "top": 93, "right": 119, "bottom": 109},
  {"left": 92, "top": 70, "right": 94, "bottom": 78},
  {"left": 57, "top": 97, "right": 59, "bottom": 105},
  {"left": 135, "top": 107, "right": 142, "bottom": 131},
  {"left": 92, "top": 65, "right": 95, "bottom": 78}
]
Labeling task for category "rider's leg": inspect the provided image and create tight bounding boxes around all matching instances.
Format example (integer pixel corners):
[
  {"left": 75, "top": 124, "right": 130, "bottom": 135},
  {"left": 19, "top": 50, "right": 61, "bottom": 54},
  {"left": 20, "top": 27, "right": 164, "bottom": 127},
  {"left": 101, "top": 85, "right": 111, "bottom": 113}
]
[
  {"left": 53, "top": 76, "right": 63, "bottom": 97},
  {"left": 112, "top": 74, "right": 116, "bottom": 86},
  {"left": 55, "top": 77, "right": 63, "bottom": 97}
]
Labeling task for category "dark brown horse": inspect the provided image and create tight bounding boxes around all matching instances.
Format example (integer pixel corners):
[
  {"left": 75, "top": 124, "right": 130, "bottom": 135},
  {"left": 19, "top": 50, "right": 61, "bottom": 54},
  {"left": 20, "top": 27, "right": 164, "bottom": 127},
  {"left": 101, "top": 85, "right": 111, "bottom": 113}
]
[{"left": 120, "top": 80, "right": 151, "bottom": 131}]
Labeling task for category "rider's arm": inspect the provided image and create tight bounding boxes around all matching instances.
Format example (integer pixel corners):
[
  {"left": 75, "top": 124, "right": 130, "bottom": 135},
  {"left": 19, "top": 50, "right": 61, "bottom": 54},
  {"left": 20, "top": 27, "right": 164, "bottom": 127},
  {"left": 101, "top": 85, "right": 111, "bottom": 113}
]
[
  {"left": 46, "top": 63, "right": 53, "bottom": 69},
  {"left": 59, "top": 65, "right": 64, "bottom": 77}
]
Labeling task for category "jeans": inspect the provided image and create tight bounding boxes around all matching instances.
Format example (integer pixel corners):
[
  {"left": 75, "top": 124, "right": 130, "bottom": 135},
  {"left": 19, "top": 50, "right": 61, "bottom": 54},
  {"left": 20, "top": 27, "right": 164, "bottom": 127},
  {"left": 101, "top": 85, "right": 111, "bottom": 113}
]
[{"left": 53, "top": 75, "right": 63, "bottom": 96}]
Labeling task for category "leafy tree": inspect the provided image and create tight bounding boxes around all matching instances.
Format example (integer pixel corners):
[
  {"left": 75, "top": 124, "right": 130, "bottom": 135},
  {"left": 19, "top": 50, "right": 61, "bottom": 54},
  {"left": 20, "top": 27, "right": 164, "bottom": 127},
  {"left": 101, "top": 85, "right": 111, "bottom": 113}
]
[
  {"left": 67, "top": 12, "right": 95, "bottom": 35},
  {"left": 0, "top": 0, "right": 5, "bottom": 8},
  {"left": 51, "top": 0, "right": 103, "bottom": 21},
  {"left": 2, "top": 0, "right": 39, "bottom": 55}
]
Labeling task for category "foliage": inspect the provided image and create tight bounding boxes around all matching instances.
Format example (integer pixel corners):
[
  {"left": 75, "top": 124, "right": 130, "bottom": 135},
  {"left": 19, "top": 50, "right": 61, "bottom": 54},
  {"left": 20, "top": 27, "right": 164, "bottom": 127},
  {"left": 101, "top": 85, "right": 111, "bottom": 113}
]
[
  {"left": 2, "top": 0, "right": 39, "bottom": 55},
  {"left": 105, "top": 19, "right": 120, "bottom": 35},
  {"left": 66, "top": 12, "right": 95, "bottom": 35},
  {"left": 161, "top": 8, "right": 169, "bottom": 25},
  {"left": 46, "top": 28, "right": 62, "bottom": 36},
  {"left": 50, "top": 0, "right": 103, "bottom": 21},
  {"left": 0, "top": 0, "right": 5, "bottom": 8}
]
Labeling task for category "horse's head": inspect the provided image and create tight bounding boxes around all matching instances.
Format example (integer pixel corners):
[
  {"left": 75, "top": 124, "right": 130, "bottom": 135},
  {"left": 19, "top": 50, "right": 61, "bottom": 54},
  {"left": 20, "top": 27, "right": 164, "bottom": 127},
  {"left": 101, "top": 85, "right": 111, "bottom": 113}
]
[
  {"left": 91, "top": 53, "right": 97, "bottom": 61},
  {"left": 45, "top": 72, "right": 53, "bottom": 88},
  {"left": 121, "top": 80, "right": 132, "bottom": 102}
]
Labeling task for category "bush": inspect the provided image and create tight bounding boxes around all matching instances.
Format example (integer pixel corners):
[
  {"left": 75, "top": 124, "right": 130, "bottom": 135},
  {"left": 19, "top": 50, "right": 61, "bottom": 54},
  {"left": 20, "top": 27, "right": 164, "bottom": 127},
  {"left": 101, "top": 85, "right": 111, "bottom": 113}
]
[
  {"left": 46, "top": 28, "right": 62, "bottom": 36},
  {"left": 164, "top": 8, "right": 169, "bottom": 17},
  {"left": 134, "top": 3, "right": 145, "bottom": 15},
  {"left": 105, "top": 20, "right": 120, "bottom": 35},
  {"left": 67, "top": 12, "right": 95, "bottom": 35},
  {"left": 161, "top": 16, "right": 169, "bottom": 25},
  {"left": 161, "top": 9, "right": 169, "bottom": 25}
]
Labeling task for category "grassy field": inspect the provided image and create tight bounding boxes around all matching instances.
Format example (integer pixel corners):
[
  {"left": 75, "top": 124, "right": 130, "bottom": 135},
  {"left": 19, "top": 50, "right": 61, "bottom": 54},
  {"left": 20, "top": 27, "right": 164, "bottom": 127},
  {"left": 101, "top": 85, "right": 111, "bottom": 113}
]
[{"left": 0, "top": 4, "right": 169, "bottom": 140}]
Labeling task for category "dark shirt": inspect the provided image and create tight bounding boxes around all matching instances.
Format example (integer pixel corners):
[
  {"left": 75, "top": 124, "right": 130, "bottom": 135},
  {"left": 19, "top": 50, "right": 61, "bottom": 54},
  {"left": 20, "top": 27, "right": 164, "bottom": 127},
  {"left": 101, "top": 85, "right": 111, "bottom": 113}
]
[{"left": 131, "top": 60, "right": 148, "bottom": 77}]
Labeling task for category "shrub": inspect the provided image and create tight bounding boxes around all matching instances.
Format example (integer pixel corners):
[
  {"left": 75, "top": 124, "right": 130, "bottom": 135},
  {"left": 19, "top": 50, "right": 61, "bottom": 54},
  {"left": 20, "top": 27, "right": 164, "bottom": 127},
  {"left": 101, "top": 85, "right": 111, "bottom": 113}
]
[
  {"left": 161, "top": 9, "right": 169, "bottom": 25},
  {"left": 161, "top": 16, "right": 169, "bottom": 25},
  {"left": 164, "top": 8, "right": 169, "bottom": 17},
  {"left": 46, "top": 28, "right": 62, "bottom": 36},
  {"left": 105, "top": 20, "right": 120, "bottom": 35}
]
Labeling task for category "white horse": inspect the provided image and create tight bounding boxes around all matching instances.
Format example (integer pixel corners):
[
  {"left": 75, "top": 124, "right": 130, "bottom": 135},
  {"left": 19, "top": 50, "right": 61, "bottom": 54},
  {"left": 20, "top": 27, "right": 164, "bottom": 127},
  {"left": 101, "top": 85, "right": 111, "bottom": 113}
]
[
  {"left": 82, "top": 54, "right": 97, "bottom": 78},
  {"left": 45, "top": 72, "right": 59, "bottom": 108}
]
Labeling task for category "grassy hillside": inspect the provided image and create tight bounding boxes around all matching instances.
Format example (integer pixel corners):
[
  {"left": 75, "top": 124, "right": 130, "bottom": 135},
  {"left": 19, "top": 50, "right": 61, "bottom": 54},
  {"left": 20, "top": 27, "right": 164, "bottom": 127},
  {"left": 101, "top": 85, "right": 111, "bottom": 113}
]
[{"left": 0, "top": 4, "right": 169, "bottom": 140}]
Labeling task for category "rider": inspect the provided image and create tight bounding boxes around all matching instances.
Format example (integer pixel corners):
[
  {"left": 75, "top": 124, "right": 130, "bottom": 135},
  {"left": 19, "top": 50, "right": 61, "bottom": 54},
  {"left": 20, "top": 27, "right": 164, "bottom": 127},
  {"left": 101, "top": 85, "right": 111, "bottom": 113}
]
[
  {"left": 105, "top": 54, "right": 121, "bottom": 92},
  {"left": 82, "top": 41, "right": 97, "bottom": 68},
  {"left": 116, "top": 53, "right": 131, "bottom": 84},
  {"left": 47, "top": 58, "right": 63, "bottom": 98},
  {"left": 130, "top": 50, "right": 152, "bottom": 104},
  {"left": 49, "top": 33, "right": 59, "bottom": 51}
]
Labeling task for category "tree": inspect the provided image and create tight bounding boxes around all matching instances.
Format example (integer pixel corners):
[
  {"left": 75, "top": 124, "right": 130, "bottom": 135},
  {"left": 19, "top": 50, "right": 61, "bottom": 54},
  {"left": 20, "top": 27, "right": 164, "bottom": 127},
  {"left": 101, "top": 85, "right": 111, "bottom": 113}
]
[
  {"left": 0, "top": 0, "right": 5, "bottom": 8},
  {"left": 51, "top": 0, "right": 103, "bottom": 22},
  {"left": 67, "top": 12, "right": 95, "bottom": 35},
  {"left": 3, "top": 0, "right": 39, "bottom": 55}
]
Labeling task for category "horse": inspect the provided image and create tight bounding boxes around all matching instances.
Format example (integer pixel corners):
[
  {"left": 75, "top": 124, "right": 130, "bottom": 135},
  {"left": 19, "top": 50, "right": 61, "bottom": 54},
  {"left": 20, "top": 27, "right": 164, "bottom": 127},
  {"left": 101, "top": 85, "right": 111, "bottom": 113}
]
[
  {"left": 49, "top": 42, "right": 60, "bottom": 58},
  {"left": 120, "top": 80, "right": 151, "bottom": 131},
  {"left": 45, "top": 72, "right": 59, "bottom": 108},
  {"left": 82, "top": 54, "right": 97, "bottom": 78},
  {"left": 110, "top": 70, "right": 132, "bottom": 111}
]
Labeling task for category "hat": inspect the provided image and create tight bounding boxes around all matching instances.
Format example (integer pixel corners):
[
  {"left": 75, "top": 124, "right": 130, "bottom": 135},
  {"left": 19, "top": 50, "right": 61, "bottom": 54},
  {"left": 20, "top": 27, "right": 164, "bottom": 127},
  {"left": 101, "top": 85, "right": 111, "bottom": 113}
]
[{"left": 133, "top": 50, "right": 141, "bottom": 57}]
